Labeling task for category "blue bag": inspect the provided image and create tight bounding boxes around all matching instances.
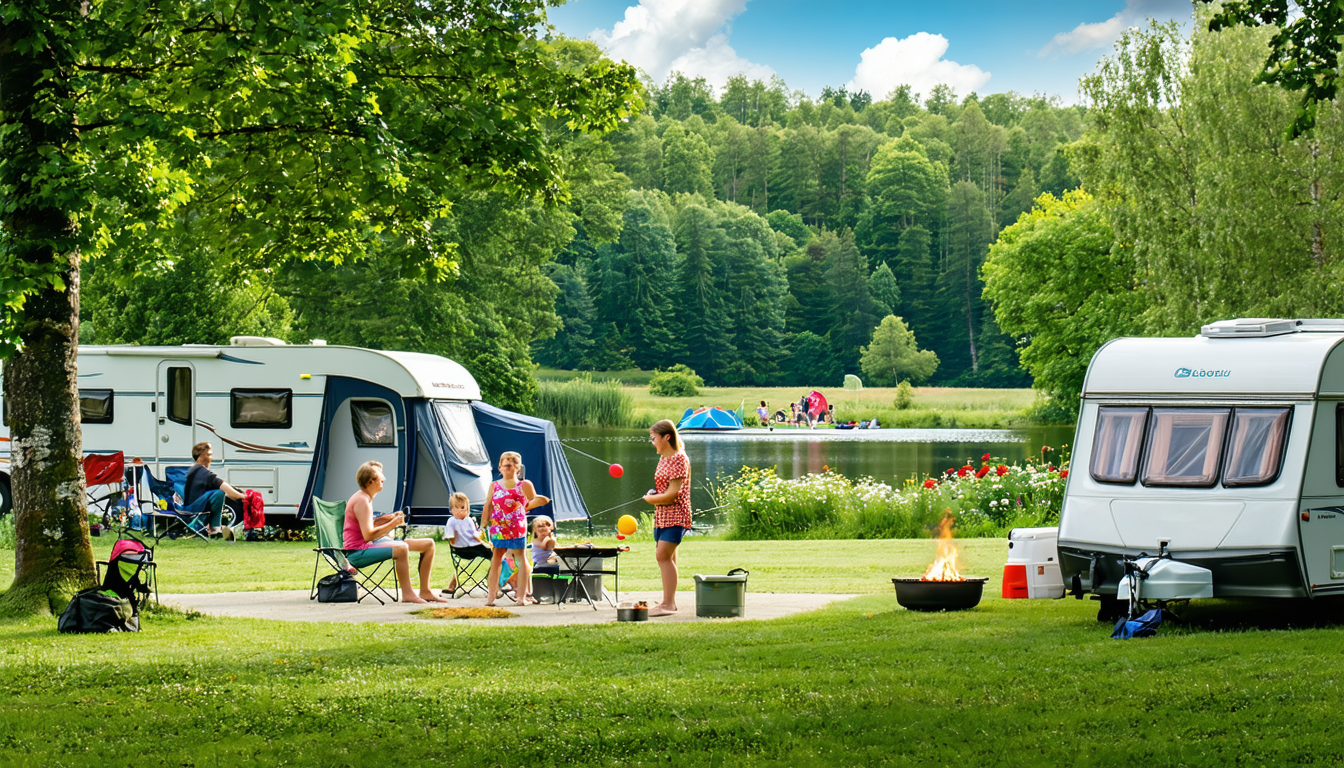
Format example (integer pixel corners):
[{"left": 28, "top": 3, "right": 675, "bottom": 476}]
[{"left": 1111, "top": 608, "right": 1164, "bottom": 639}]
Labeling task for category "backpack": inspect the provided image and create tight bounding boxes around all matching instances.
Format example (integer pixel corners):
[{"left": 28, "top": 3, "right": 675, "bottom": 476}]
[
  {"left": 102, "top": 538, "right": 153, "bottom": 612},
  {"left": 58, "top": 588, "right": 139, "bottom": 633},
  {"left": 243, "top": 489, "right": 266, "bottom": 529}
]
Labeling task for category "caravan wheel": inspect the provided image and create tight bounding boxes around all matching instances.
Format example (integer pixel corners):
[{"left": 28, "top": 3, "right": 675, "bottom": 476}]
[{"left": 0, "top": 475, "right": 10, "bottom": 519}]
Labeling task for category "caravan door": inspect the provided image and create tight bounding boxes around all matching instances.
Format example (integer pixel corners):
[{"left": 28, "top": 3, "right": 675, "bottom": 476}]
[{"left": 155, "top": 362, "right": 197, "bottom": 466}]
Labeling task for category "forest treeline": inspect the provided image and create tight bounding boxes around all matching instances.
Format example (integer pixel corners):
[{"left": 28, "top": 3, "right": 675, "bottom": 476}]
[
  {"left": 81, "top": 34, "right": 1082, "bottom": 408},
  {"left": 82, "top": 10, "right": 1327, "bottom": 418}
]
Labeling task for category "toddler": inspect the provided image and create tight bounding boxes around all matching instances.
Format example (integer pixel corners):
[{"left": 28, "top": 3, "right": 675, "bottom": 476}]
[{"left": 442, "top": 492, "right": 489, "bottom": 595}]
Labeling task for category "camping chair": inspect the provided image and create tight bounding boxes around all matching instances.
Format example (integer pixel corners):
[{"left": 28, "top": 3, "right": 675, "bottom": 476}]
[
  {"left": 139, "top": 466, "right": 211, "bottom": 542},
  {"left": 448, "top": 546, "right": 491, "bottom": 599},
  {"left": 96, "top": 536, "right": 158, "bottom": 608},
  {"left": 309, "top": 497, "right": 400, "bottom": 604},
  {"left": 83, "top": 452, "right": 129, "bottom": 525}
]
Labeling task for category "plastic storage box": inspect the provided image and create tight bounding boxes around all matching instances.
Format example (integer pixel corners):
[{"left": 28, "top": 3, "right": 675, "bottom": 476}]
[
  {"left": 1002, "top": 527, "right": 1064, "bottom": 599},
  {"left": 694, "top": 568, "right": 749, "bottom": 617}
]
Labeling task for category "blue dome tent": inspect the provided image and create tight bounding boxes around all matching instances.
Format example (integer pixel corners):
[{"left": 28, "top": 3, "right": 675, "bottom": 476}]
[{"left": 677, "top": 406, "right": 743, "bottom": 431}]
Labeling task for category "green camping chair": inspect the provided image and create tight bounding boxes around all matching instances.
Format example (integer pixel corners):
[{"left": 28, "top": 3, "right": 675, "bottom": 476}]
[{"left": 309, "top": 497, "right": 400, "bottom": 605}]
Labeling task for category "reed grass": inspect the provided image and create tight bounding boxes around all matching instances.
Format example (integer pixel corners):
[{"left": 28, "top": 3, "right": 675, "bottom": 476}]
[{"left": 532, "top": 376, "right": 636, "bottom": 427}]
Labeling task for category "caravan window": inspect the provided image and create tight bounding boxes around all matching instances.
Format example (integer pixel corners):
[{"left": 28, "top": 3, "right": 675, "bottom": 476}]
[
  {"left": 1141, "top": 408, "right": 1230, "bottom": 487},
  {"left": 351, "top": 400, "right": 395, "bottom": 447},
  {"left": 167, "top": 367, "right": 192, "bottom": 425},
  {"left": 1223, "top": 408, "right": 1291, "bottom": 487},
  {"left": 231, "top": 389, "right": 292, "bottom": 429},
  {"left": 432, "top": 401, "right": 489, "bottom": 465},
  {"left": 79, "top": 389, "right": 114, "bottom": 424},
  {"left": 1091, "top": 407, "right": 1149, "bottom": 483}
]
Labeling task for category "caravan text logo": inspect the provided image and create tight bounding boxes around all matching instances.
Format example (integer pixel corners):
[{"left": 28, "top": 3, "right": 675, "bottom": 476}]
[{"left": 1174, "top": 367, "right": 1231, "bottom": 379}]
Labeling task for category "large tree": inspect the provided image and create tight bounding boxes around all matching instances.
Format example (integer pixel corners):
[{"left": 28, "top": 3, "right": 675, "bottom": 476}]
[{"left": 0, "top": 0, "right": 637, "bottom": 614}]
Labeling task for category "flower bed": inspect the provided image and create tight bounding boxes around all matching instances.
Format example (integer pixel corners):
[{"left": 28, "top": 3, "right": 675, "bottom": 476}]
[{"left": 722, "top": 448, "right": 1069, "bottom": 540}]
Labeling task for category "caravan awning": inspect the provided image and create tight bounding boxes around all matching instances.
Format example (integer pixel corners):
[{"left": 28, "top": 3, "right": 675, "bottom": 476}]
[{"left": 470, "top": 401, "right": 590, "bottom": 523}]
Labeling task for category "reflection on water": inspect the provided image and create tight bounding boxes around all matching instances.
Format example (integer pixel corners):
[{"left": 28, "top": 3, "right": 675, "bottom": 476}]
[{"left": 558, "top": 424, "right": 1075, "bottom": 534}]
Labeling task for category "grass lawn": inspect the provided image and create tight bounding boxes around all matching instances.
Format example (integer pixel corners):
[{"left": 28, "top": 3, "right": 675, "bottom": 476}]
[
  {"left": 5, "top": 537, "right": 1344, "bottom": 765},
  {"left": 625, "top": 385, "right": 1035, "bottom": 428}
]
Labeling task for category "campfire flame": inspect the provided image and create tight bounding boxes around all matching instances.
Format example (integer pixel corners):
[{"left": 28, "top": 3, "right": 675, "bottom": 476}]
[{"left": 921, "top": 514, "right": 964, "bottom": 582}]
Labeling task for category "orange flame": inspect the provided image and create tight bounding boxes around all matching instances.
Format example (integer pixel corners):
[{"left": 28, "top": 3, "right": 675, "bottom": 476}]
[{"left": 921, "top": 514, "right": 964, "bottom": 582}]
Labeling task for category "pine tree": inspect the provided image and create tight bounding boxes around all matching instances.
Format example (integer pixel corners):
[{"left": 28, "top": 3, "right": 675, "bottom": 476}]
[{"left": 672, "top": 204, "right": 736, "bottom": 383}]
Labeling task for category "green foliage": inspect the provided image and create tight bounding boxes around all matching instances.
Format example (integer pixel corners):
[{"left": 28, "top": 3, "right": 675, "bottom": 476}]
[
  {"left": 532, "top": 376, "right": 635, "bottom": 427},
  {"left": 723, "top": 457, "right": 1068, "bottom": 540},
  {"left": 867, "top": 262, "right": 901, "bottom": 315},
  {"left": 648, "top": 364, "right": 703, "bottom": 397},
  {"left": 894, "top": 380, "right": 914, "bottom": 409},
  {"left": 860, "top": 316, "right": 939, "bottom": 386},
  {"left": 1203, "top": 0, "right": 1344, "bottom": 138},
  {"left": 983, "top": 190, "right": 1140, "bottom": 413}
]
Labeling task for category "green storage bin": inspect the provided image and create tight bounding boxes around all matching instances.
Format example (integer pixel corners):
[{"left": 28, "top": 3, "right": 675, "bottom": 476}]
[{"left": 694, "top": 568, "right": 749, "bottom": 618}]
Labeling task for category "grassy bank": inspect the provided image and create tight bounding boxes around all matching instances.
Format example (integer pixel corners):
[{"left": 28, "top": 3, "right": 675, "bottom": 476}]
[
  {"left": 626, "top": 385, "right": 1035, "bottom": 428},
  {"left": 4, "top": 537, "right": 1344, "bottom": 766},
  {"left": 533, "top": 377, "right": 637, "bottom": 427}
]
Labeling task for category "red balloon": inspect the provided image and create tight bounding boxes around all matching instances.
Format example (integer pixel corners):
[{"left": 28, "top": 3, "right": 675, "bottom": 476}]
[
  {"left": 608, "top": 463, "right": 624, "bottom": 478},
  {"left": 615, "top": 534, "right": 626, "bottom": 541}
]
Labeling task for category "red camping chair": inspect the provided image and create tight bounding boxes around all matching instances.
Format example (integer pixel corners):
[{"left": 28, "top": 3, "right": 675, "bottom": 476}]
[{"left": 83, "top": 452, "right": 129, "bottom": 525}]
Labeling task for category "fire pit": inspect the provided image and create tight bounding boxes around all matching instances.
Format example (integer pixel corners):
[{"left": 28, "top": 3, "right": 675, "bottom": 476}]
[{"left": 893, "top": 514, "right": 986, "bottom": 611}]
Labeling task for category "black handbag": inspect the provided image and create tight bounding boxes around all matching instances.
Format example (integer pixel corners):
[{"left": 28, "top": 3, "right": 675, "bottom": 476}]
[{"left": 316, "top": 572, "right": 358, "bottom": 603}]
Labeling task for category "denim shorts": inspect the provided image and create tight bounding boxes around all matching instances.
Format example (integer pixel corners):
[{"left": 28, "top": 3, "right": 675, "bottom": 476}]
[
  {"left": 492, "top": 536, "right": 526, "bottom": 550},
  {"left": 654, "top": 526, "right": 688, "bottom": 545}
]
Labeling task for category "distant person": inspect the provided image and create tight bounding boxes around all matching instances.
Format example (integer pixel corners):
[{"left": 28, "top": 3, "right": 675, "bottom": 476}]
[
  {"left": 441, "top": 492, "right": 489, "bottom": 596},
  {"left": 345, "top": 460, "right": 445, "bottom": 604},
  {"left": 643, "top": 419, "right": 692, "bottom": 617},
  {"left": 529, "top": 515, "right": 560, "bottom": 601},
  {"left": 788, "top": 402, "right": 799, "bottom": 426},
  {"left": 757, "top": 400, "right": 771, "bottom": 430},
  {"left": 183, "top": 442, "right": 245, "bottom": 538},
  {"left": 482, "top": 451, "right": 550, "bottom": 607}
]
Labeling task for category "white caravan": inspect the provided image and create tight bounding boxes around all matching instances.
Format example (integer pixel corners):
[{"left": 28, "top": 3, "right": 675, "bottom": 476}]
[
  {"left": 0, "top": 338, "right": 589, "bottom": 525},
  {"left": 1060, "top": 318, "right": 1344, "bottom": 611}
]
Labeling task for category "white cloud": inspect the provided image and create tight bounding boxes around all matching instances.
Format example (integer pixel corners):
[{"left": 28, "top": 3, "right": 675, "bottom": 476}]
[
  {"left": 846, "top": 33, "right": 990, "bottom": 101},
  {"left": 588, "top": 0, "right": 774, "bottom": 92},
  {"left": 1038, "top": 0, "right": 1190, "bottom": 57}
]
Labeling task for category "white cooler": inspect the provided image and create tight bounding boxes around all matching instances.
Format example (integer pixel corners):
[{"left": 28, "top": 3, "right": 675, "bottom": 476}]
[{"left": 1002, "top": 527, "right": 1064, "bottom": 599}]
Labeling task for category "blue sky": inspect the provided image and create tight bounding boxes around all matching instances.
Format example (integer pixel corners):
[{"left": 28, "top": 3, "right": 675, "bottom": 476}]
[{"left": 547, "top": 0, "right": 1193, "bottom": 103}]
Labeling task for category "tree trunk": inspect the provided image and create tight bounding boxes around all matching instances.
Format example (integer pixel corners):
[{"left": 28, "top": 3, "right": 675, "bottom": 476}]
[{"left": 0, "top": 11, "right": 97, "bottom": 616}]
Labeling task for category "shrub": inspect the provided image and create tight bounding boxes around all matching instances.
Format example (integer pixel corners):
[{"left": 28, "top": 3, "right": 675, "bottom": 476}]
[
  {"left": 534, "top": 376, "right": 635, "bottom": 427},
  {"left": 648, "top": 364, "right": 703, "bottom": 397},
  {"left": 894, "top": 381, "right": 914, "bottom": 410},
  {"left": 722, "top": 453, "right": 1069, "bottom": 541}
]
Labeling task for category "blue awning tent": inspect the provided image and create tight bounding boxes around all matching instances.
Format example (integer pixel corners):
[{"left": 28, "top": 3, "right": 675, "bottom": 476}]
[
  {"left": 470, "top": 401, "right": 590, "bottom": 525},
  {"left": 677, "top": 406, "right": 743, "bottom": 430}
]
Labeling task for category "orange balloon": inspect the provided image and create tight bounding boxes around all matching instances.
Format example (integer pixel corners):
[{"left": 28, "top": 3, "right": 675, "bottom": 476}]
[{"left": 617, "top": 514, "right": 638, "bottom": 536}]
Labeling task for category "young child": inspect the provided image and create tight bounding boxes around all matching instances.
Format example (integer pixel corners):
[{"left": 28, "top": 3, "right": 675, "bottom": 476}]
[
  {"left": 482, "top": 451, "right": 550, "bottom": 606},
  {"left": 528, "top": 515, "right": 560, "bottom": 602},
  {"left": 756, "top": 400, "right": 771, "bottom": 431},
  {"left": 442, "top": 492, "right": 489, "bottom": 595}
]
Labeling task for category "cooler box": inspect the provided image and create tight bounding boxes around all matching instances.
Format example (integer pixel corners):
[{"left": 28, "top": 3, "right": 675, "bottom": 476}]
[
  {"left": 1002, "top": 527, "right": 1064, "bottom": 599},
  {"left": 694, "top": 568, "right": 749, "bottom": 618}
]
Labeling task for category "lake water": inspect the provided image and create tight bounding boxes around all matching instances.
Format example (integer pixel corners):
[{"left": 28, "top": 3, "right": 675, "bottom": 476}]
[{"left": 557, "top": 424, "right": 1076, "bottom": 534}]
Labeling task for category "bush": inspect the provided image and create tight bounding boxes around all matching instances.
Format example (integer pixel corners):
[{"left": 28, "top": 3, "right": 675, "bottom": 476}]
[
  {"left": 894, "top": 381, "right": 914, "bottom": 410},
  {"left": 722, "top": 454, "right": 1069, "bottom": 541},
  {"left": 534, "top": 376, "right": 635, "bottom": 427},
  {"left": 648, "top": 364, "right": 703, "bottom": 397}
]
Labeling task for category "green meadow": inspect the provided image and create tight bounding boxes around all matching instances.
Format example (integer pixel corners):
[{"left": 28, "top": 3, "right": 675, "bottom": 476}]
[{"left": 3, "top": 536, "right": 1344, "bottom": 766}]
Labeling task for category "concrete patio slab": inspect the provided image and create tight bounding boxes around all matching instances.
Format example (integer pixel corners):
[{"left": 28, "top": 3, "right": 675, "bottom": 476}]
[{"left": 160, "top": 589, "right": 858, "bottom": 626}]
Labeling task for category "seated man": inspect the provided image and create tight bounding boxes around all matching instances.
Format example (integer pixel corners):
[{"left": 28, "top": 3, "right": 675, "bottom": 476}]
[{"left": 183, "top": 442, "right": 245, "bottom": 538}]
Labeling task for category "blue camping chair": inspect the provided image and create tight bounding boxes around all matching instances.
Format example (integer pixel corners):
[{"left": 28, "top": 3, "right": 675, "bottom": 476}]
[{"left": 139, "top": 466, "right": 212, "bottom": 542}]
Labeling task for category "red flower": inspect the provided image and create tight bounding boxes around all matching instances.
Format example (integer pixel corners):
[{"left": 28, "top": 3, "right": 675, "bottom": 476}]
[
  {"left": 1048, "top": 466, "right": 1055, "bottom": 472},
  {"left": 982, "top": 452, "right": 992, "bottom": 462},
  {"left": 923, "top": 478, "right": 937, "bottom": 489},
  {"left": 945, "top": 468, "right": 955, "bottom": 475},
  {"left": 1059, "top": 469, "right": 1069, "bottom": 478},
  {"left": 996, "top": 465, "right": 1008, "bottom": 476},
  {"left": 958, "top": 465, "right": 972, "bottom": 477},
  {"left": 1041, "top": 446, "right": 1051, "bottom": 453},
  {"left": 975, "top": 466, "right": 990, "bottom": 478}
]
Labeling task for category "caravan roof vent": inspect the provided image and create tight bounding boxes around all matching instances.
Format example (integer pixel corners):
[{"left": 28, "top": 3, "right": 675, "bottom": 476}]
[
  {"left": 229, "top": 336, "right": 287, "bottom": 347},
  {"left": 1199, "top": 318, "right": 1300, "bottom": 338}
]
